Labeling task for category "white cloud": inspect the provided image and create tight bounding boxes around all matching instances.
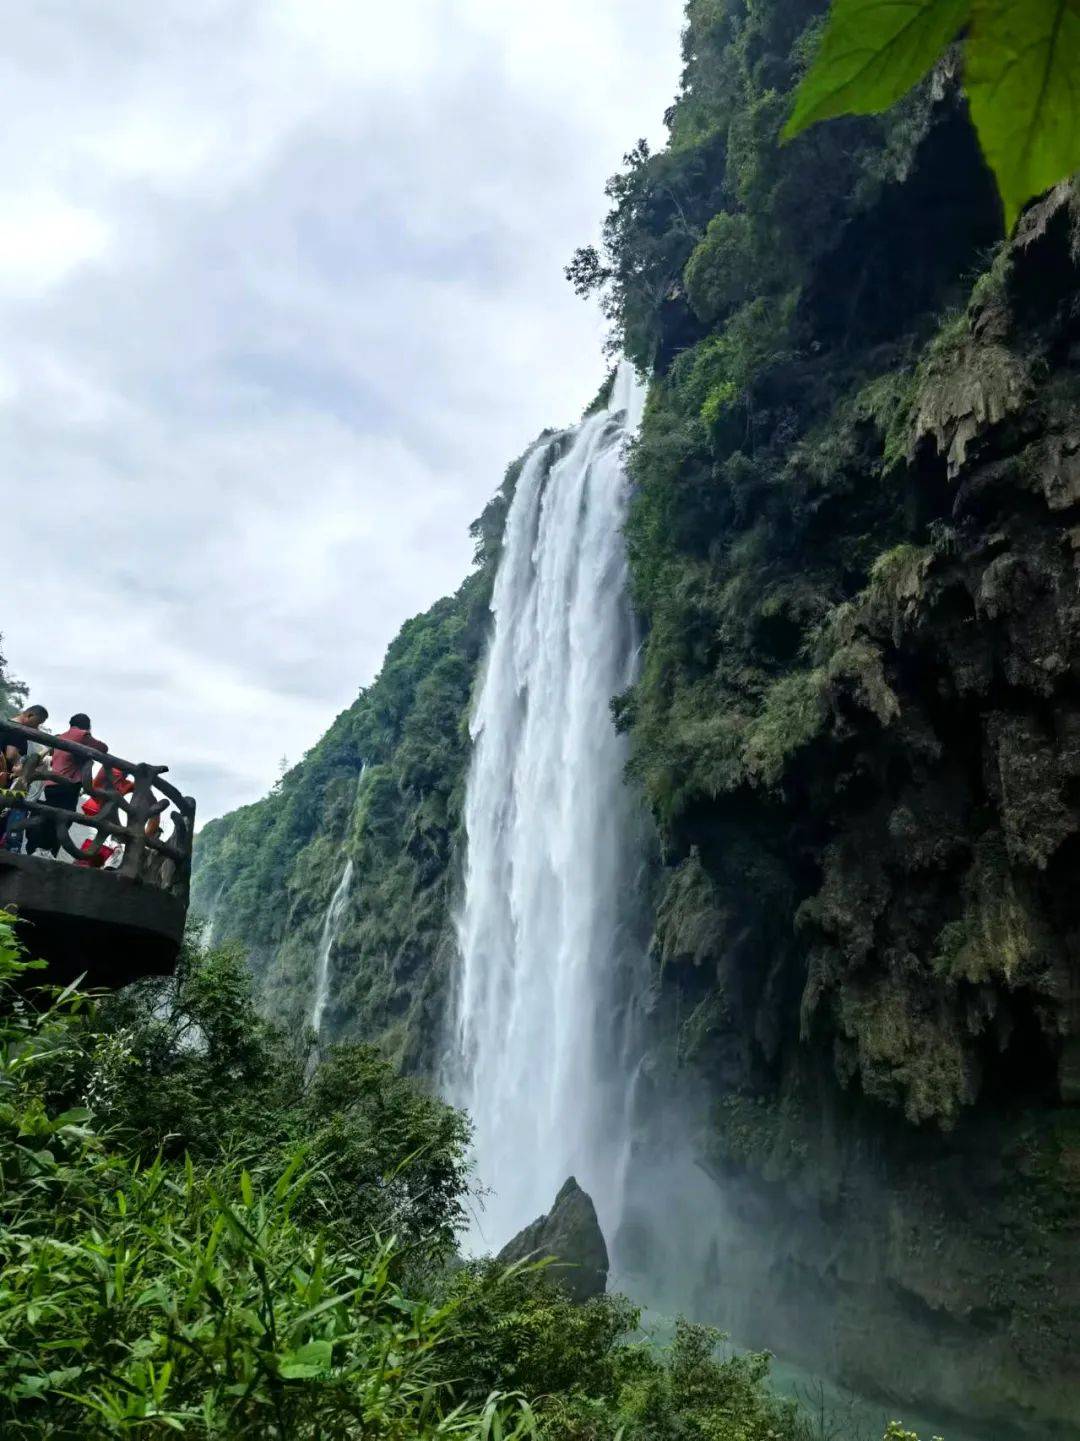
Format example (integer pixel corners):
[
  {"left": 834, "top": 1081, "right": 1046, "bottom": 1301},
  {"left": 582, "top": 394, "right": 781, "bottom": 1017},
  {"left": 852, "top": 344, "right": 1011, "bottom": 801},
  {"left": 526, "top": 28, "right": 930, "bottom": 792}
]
[
  {"left": 0, "top": 0, "right": 684, "bottom": 821},
  {"left": 0, "top": 193, "right": 110, "bottom": 297}
]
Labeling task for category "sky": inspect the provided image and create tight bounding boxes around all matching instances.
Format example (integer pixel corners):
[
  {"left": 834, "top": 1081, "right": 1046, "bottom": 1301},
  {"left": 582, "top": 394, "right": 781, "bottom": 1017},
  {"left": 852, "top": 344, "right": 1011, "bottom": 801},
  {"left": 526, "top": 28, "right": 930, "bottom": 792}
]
[{"left": 0, "top": 0, "right": 685, "bottom": 823}]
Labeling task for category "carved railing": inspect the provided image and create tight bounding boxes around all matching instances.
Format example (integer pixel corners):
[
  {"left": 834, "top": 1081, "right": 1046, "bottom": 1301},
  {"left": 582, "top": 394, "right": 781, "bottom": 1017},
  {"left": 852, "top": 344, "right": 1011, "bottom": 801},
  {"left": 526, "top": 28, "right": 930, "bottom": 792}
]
[{"left": 0, "top": 723, "right": 196, "bottom": 898}]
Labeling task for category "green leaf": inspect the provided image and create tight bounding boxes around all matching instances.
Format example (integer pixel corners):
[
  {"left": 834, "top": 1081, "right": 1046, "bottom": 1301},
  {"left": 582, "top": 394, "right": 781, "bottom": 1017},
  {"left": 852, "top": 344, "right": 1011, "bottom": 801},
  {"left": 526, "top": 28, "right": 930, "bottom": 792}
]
[
  {"left": 54, "top": 1107, "right": 92, "bottom": 1126},
  {"left": 277, "top": 1339, "right": 333, "bottom": 1380},
  {"left": 967, "top": 0, "right": 1080, "bottom": 229},
  {"left": 784, "top": 0, "right": 971, "bottom": 138}
]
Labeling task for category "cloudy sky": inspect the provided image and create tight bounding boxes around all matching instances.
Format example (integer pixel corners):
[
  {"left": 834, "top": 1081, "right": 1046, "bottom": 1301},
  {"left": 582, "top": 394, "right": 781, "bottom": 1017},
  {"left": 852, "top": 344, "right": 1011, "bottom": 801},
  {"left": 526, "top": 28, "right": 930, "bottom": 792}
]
[{"left": 0, "top": 0, "right": 684, "bottom": 822}]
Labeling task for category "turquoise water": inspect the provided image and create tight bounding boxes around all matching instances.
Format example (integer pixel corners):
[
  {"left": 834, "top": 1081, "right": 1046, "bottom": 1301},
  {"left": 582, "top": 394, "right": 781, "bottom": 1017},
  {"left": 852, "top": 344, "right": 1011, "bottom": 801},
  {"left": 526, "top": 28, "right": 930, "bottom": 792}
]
[
  {"left": 768, "top": 1355, "right": 986, "bottom": 1441},
  {"left": 632, "top": 1306, "right": 988, "bottom": 1441}
]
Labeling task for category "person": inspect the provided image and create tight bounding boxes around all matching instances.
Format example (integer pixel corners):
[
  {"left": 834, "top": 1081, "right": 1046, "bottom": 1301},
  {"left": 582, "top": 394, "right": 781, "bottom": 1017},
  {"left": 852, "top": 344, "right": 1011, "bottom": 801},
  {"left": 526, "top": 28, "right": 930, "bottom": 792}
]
[
  {"left": 77, "top": 792, "right": 166, "bottom": 875},
  {"left": 0, "top": 704, "right": 49, "bottom": 781},
  {"left": 71, "top": 765, "right": 134, "bottom": 866},
  {"left": 28, "top": 713, "right": 107, "bottom": 858},
  {"left": 0, "top": 705, "right": 49, "bottom": 853}
]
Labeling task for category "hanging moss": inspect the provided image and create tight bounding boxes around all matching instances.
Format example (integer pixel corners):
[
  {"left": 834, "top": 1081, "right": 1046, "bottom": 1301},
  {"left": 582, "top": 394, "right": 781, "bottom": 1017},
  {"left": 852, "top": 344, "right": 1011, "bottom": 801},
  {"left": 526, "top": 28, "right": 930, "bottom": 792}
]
[
  {"left": 655, "top": 848, "right": 731, "bottom": 974},
  {"left": 931, "top": 837, "right": 1049, "bottom": 989}
]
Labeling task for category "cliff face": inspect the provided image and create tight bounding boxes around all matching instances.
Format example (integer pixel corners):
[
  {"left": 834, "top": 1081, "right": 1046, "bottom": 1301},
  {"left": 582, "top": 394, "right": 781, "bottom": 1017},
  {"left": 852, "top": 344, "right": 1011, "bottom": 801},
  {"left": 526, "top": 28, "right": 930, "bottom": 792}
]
[
  {"left": 628, "top": 200, "right": 1080, "bottom": 1431},
  {"left": 597, "top": 2, "right": 1079, "bottom": 1432}
]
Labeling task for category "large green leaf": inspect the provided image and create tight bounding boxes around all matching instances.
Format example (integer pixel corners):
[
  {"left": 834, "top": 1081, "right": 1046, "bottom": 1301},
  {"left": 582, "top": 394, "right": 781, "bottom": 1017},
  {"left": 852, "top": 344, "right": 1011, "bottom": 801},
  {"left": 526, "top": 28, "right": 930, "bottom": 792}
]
[
  {"left": 277, "top": 1339, "right": 333, "bottom": 1380},
  {"left": 784, "top": 0, "right": 971, "bottom": 138},
  {"left": 967, "top": 0, "right": 1080, "bottom": 229}
]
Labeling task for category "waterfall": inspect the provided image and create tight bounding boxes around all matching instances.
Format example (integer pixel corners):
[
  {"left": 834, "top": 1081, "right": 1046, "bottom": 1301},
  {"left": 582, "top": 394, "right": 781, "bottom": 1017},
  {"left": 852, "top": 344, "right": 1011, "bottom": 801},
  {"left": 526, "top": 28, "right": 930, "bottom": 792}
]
[
  {"left": 309, "top": 856, "right": 354, "bottom": 1038},
  {"left": 446, "top": 360, "right": 648, "bottom": 1252},
  {"left": 309, "top": 761, "right": 368, "bottom": 1041}
]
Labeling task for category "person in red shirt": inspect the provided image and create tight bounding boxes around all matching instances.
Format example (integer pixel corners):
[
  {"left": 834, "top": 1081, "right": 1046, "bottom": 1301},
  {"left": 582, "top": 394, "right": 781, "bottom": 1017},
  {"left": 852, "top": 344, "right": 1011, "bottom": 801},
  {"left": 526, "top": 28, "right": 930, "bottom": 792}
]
[
  {"left": 48, "top": 714, "right": 107, "bottom": 781},
  {"left": 29, "top": 713, "right": 108, "bottom": 858},
  {"left": 72, "top": 766, "right": 134, "bottom": 867}
]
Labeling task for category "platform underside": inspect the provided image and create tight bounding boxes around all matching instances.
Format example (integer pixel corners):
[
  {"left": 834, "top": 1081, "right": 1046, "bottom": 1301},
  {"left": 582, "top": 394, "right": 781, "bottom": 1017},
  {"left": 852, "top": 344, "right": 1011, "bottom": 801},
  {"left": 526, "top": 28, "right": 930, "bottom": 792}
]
[{"left": 0, "top": 852, "right": 184, "bottom": 987}]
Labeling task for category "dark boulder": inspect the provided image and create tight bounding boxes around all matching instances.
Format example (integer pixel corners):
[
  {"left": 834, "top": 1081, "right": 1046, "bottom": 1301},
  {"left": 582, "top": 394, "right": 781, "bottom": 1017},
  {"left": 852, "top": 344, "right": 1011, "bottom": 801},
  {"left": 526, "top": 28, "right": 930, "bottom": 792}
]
[{"left": 497, "top": 1177, "right": 609, "bottom": 1301}]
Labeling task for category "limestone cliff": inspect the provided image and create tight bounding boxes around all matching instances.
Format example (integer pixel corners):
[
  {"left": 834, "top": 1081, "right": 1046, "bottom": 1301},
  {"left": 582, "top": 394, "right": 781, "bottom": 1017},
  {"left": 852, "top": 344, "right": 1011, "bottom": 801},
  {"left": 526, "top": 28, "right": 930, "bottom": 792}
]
[{"left": 592, "top": 3, "right": 1080, "bottom": 1431}]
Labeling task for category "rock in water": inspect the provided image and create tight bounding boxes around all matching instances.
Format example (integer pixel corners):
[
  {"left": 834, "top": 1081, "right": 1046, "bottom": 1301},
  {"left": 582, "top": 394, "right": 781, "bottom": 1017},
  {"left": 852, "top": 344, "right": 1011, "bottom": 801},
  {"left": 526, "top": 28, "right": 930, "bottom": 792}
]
[{"left": 497, "top": 1177, "right": 609, "bottom": 1301}]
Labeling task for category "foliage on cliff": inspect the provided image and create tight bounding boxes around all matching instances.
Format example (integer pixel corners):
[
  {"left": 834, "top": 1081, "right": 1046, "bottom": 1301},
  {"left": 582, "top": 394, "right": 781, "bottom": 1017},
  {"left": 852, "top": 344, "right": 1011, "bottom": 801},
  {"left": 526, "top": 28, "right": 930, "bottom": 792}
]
[
  {"left": 190, "top": 452, "right": 528, "bottom": 1067},
  {"left": 560, "top": 3, "right": 1080, "bottom": 1429},
  {"left": 580, "top": 0, "right": 1080, "bottom": 1139}
]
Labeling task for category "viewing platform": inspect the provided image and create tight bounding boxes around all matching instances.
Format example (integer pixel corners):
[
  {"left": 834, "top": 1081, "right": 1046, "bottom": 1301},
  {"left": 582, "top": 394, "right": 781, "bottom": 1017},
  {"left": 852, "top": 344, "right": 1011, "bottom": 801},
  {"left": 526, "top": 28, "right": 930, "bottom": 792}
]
[{"left": 0, "top": 723, "right": 196, "bottom": 986}]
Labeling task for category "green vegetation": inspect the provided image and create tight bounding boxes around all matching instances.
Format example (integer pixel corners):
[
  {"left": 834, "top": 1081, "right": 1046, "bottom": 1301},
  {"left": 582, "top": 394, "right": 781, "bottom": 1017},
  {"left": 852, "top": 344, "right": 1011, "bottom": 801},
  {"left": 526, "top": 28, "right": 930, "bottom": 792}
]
[
  {"left": 786, "top": 0, "right": 1080, "bottom": 228},
  {"left": 92, "top": 926, "right": 471, "bottom": 1257},
  {"left": 573, "top": 26, "right": 1078, "bottom": 1422},
  {"left": 711, "top": 1091, "right": 810, "bottom": 1179},
  {"left": 572, "top": 0, "right": 1080, "bottom": 1137},
  {"left": 437, "top": 1268, "right": 826, "bottom": 1441},
  {"left": 1, "top": 911, "right": 939, "bottom": 1439},
  {"left": 0, "top": 913, "right": 509, "bottom": 1438},
  {"left": 0, "top": 633, "right": 26, "bottom": 718}
]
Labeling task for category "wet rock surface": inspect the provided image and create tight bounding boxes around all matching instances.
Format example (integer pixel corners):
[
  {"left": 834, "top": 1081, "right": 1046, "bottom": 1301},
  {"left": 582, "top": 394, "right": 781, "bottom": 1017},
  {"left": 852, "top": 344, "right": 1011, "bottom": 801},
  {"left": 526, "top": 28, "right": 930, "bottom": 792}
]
[{"left": 497, "top": 1178, "right": 609, "bottom": 1302}]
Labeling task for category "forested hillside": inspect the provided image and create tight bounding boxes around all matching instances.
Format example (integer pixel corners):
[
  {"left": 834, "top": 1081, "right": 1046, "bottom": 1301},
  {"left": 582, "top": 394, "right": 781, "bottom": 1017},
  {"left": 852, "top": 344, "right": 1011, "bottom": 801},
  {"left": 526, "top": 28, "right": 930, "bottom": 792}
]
[
  {"left": 3, "top": 910, "right": 849, "bottom": 1438},
  {"left": 193, "top": 1, "right": 1080, "bottom": 1433}
]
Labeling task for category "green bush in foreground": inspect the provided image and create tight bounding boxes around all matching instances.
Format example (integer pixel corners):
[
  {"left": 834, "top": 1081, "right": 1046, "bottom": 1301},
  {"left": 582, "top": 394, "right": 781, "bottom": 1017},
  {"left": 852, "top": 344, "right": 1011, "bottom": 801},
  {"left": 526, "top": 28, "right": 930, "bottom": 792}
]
[
  {"left": 0, "top": 913, "right": 940, "bottom": 1438},
  {"left": 0, "top": 915, "right": 528, "bottom": 1439},
  {"left": 437, "top": 1260, "right": 812, "bottom": 1440},
  {"left": 85, "top": 930, "right": 471, "bottom": 1264}
]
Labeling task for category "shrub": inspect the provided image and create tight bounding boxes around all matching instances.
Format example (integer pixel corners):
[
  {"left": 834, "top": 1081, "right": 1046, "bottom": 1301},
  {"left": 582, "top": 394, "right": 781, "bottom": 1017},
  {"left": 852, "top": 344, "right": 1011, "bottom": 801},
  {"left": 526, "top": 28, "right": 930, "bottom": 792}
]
[
  {"left": 86, "top": 930, "right": 472, "bottom": 1264},
  {"left": 684, "top": 211, "right": 756, "bottom": 323},
  {"left": 0, "top": 913, "right": 524, "bottom": 1439}
]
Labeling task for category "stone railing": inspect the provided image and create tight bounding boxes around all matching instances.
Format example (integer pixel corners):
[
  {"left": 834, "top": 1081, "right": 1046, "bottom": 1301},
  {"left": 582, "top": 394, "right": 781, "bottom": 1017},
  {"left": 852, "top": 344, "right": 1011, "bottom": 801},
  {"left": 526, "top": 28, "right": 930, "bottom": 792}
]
[{"left": 0, "top": 723, "right": 196, "bottom": 897}]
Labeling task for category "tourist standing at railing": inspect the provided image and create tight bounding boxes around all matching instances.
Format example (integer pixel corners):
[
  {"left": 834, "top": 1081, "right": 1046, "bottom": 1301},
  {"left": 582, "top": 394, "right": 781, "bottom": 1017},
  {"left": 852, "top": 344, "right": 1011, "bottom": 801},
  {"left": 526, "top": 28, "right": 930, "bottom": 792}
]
[
  {"left": 0, "top": 705, "right": 50, "bottom": 853},
  {"left": 27, "top": 713, "right": 107, "bottom": 858},
  {"left": 0, "top": 704, "right": 49, "bottom": 781},
  {"left": 70, "top": 766, "right": 134, "bottom": 867}
]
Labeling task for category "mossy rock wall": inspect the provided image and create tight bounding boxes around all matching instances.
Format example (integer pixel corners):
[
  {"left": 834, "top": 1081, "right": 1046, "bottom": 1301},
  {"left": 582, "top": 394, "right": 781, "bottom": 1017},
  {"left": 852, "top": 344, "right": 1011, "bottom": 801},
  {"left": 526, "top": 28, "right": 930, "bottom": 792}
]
[{"left": 597, "top": 2, "right": 1080, "bottom": 1430}]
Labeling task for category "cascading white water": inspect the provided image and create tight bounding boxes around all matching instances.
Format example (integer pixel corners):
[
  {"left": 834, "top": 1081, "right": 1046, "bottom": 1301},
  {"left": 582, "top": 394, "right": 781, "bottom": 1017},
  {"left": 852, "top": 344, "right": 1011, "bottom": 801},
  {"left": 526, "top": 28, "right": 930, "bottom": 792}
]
[
  {"left": 446, "top": 361, "right": 648, "bottom": 1252},
  {"left": 309, "top": 762, "right": 368, "bottom": 1040},
  {"left": 309, "top": 856, "right": 354, "bottom": 1037}
]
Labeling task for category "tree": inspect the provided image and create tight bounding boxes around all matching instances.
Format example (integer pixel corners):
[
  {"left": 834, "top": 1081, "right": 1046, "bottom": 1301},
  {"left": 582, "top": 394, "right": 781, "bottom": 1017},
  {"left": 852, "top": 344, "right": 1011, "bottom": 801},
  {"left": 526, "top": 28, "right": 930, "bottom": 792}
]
[
  {"left": 0, "top": 632, "right": 26, "bottom": 719},
  {"left": 785, "top": 0, "right": 1080, "bottom": 230},
  {"left": 0, "top": 912, "right": 532, "bottom": 1438}
]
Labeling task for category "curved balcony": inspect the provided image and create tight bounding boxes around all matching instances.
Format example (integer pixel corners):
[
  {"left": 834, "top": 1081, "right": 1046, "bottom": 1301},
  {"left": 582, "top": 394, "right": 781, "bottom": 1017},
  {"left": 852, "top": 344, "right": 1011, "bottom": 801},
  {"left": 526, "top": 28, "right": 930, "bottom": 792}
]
[{"left": 0, "top": 723, "right": 196, "bottom": 986}]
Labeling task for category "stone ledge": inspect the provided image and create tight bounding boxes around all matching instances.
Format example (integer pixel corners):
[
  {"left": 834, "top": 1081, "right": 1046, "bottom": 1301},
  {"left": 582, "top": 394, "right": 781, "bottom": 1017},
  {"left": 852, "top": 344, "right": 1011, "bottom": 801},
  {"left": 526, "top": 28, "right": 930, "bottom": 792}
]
[{"left": 0, "top": 852, "right": 185, "bottom": 987}]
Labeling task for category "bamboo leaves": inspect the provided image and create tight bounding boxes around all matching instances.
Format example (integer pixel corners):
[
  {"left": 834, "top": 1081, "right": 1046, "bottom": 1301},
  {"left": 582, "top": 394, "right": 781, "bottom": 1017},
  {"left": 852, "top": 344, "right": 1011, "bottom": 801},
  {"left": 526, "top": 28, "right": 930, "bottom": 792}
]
[
  {"left": 0, "top": 913, "right": 531, "bottom": 1438},
  {"left": 785, "top": 0, "right": 1080, "bottom": 229}
]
